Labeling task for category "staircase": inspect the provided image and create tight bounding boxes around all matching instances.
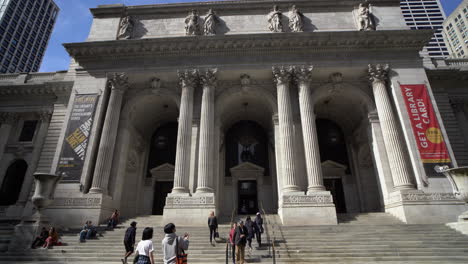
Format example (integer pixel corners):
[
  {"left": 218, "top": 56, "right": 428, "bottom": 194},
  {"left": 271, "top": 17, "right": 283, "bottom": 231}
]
[
  {"left": 0, "top": 213, "right": 468, "bottom": 263},
  {"left": 0, "top": 224, "right": 14, "bottom": 252}
]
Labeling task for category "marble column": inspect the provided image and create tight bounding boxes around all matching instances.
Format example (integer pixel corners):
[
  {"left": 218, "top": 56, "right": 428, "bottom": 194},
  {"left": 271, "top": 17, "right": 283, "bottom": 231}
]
[
  {"left": 450, "top": 99, "right": 468, "bottom": 150},
  {"left": 90, "top": 73, "right": 129, "bottom": 194},
  {"left": 0, "top": 112, "right": 18, "bottom": 163},
  {"left": 196, "top": 69, "right": 217, "bottom": 193},
  {"left": 368, "top": 65, "right": 415, "bottom": 190},
  {"left": 172, "top": 69, "right": 198, "bottom": 194},
  {"left": 294, "top": 66, "right": 325, "bottom": 193},
  {"left": 272, "top": 66, "right": 300, "bottom": 193}
]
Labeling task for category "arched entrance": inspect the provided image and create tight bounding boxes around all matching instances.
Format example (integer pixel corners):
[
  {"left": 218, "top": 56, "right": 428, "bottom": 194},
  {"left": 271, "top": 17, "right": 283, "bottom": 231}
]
[{"left": 0, "top": 159, "right": 28, "bottom": 206}]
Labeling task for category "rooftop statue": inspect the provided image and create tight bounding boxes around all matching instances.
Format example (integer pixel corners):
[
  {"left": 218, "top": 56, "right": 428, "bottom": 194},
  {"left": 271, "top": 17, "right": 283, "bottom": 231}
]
[
  {"left": 268, "top": 5, "right": 283, "bottom": 33},
  {"left": 204, "top": 9, "right": 218, "bottom": 35},
  {"left": 288, "top": 5, "right": 304, "bottom": 32},
  {"left": 185, "top": 9, "right": 201, "bottom": 36},
  {"left": 358, "top": 2, "right": 376, "bottom": 31},
  {"left": 117, "top": 16, "right": 134, "bottom": 39}
]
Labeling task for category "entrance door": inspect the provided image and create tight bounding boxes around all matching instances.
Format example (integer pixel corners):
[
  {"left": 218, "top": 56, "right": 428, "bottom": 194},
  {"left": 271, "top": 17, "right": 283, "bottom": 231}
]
[
  {"left": 238, "top": 180, "right": 258, "bottom": 214},
  {"left": 152, "top": 181, "right": 173, "bottom": 215},
  {"left": 324, "top": 179, "right": 347, "bottom": 213}
]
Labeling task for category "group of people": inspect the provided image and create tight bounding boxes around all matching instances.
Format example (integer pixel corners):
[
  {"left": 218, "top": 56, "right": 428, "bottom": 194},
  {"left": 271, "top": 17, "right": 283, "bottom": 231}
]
[
  {"left": 228, "top": 213, "right": 264, "bottom": 264},
  {"left": 122, "top": 222, "right": 189, "bottom": 264},
  {"left": 31, "top": 227, "right": 60, "bottom": 249}
]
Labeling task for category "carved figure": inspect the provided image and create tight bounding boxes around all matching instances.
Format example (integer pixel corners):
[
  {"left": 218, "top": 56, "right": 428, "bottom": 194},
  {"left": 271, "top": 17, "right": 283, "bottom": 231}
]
[
  {"left": 358, "top": 2, "right": 375, "bottom": 31},
  {"left": 117, "top": 16, "right": 133, "bottom": 39},
  {"left": 268, "top": 5, "right": 283, "bottom": 33},
  {"left": 288, "top": 5, "right": 304, "bottom": 32},
  {"left": 204, "top": 9, "right": 217, "bottom": 35},
  {"left": 185, "top": 10, "right": 201, "bottom": 36}
]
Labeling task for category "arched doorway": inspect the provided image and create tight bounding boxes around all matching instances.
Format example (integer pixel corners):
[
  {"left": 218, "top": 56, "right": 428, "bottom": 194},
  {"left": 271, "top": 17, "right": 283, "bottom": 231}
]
[
  {"left": 147, "top": 122, "right": 178, "bottom": 215},
  {"left": 225, "top": 120, "right": 270, "bottom": 214},
  {"left": 0, "top": 159, "right": 28, "bottom": 206}
]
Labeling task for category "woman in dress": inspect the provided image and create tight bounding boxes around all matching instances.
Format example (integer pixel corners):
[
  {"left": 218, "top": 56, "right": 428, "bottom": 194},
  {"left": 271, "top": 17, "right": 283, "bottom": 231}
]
[
  {"left": 43, "top": 227, "right": 59, "bottom": 249},
  {"left": 135, "top": 227, "right": 155, "bottom": 264}
]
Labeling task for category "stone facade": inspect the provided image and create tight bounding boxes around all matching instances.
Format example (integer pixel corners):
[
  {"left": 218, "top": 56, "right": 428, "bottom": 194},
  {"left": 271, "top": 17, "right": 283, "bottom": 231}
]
[{"left": 1, "top": 0, "right": 468, "bottom": 227}]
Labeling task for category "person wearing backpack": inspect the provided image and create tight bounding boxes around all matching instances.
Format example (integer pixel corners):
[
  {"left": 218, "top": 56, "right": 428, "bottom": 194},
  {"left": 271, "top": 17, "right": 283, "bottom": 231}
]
[
  {"left": 162, "top": 223, "right": 189, "bottom": 264},
  {"left": 121, "top": 221, "right": 137, "bottom": 264}
]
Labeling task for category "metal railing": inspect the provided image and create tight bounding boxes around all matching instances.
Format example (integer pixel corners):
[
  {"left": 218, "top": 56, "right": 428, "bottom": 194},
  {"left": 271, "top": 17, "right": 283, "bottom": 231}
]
[
  {"left": 225, "top": 207, "right": 236, "bottom": 264},
  {"left": 260, "top": 201, "right": 276, "bottom": 264}
]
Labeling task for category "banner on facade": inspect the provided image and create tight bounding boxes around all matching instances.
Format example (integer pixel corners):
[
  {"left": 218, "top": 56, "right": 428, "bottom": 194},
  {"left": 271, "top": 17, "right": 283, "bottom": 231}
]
[
  {"left": 400, "top": 84, "right": 452, "bottom": 176},
  {"left": 57, "top": 94, "right": 99, "bottom": 182}
]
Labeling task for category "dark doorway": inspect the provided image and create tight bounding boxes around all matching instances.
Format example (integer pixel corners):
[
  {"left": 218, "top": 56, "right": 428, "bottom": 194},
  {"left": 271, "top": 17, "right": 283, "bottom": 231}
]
[
  {"left": 152, "top": 181, "right": 173, "bottom": 215},
  {"left": 0, "top": 160, "right": 28, "bottom": 206},
  {"left": 146, "top": 122, "right": 178, "bottom": 177},
  {"left": 238, "top": 180, "right": 258, "bottom": 214},
  {"left": 324, "top": 179, "right": 347, "bottom": 213}
]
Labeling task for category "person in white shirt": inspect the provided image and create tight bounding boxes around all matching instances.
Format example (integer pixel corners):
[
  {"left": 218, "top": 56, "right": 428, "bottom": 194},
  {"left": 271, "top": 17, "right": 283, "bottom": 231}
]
[{"left": 134, "top": 227, "right": 155, "bottom": 264}]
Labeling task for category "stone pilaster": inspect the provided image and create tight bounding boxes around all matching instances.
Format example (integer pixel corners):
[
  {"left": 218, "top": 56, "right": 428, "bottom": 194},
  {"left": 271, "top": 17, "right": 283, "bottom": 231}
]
[
  {"left": 172, "top": 69, "right": 197, "bottom": 194},
  {"left": 196, "top": 69, "right": 217, "bottom": 193},
  {"left": 272, "top": 66, "right": 300, "bottom": 193},
  {"left": 294, "top": 66, "right": 326, "bottom": 192},
  {"left": 368, "top": 64, "right": 414, "bottom": 190},
  {"left": 90, "top": 73, "right": 129, "bottom": 194},
  {"left": 0, "top": 112, "right": 18, "bottom": 163}
]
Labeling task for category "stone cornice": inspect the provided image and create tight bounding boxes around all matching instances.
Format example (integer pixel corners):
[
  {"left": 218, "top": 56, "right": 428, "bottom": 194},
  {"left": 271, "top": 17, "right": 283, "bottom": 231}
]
[
  {"left": 64, "top": 30, "right": 433, "bottom": 63},
  {"left": 92, "top": 0, "right": 400, "bottom": 17},
  {"left": 0, "top": 82, "right": 73, "bottom": 96}
]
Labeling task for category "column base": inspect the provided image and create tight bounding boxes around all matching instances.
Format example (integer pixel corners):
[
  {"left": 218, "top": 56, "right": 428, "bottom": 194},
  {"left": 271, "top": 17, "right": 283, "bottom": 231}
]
[
  {"left": 163, "top": 193, "right": 216, "bottom": 226},
  {"left": 279, "top": 191, "right": 337, "bottom": 225},
  {"left": 385, "top": 189, "right": 467, "bottom": 224}
]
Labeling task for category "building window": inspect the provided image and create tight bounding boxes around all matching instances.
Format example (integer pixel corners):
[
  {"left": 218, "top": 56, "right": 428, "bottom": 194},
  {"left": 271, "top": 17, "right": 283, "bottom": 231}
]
[{"left": 18, "top": 120, "right": 38, "bottom": 142}]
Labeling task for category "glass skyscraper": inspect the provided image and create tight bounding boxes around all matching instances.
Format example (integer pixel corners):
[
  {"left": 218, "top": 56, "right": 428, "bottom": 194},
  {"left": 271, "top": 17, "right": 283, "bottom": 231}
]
[
  {"left": 400, "top": 0, "right": 449, "bottom": 59},
  {"left": 0, "top": 0, "right": 58, "bottom": 73}
]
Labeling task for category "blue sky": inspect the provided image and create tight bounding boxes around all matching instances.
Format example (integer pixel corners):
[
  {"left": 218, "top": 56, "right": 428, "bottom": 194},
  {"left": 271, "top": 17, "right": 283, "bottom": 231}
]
[{"left": 39, "top": 0, "right": 464, "bottom": 72}]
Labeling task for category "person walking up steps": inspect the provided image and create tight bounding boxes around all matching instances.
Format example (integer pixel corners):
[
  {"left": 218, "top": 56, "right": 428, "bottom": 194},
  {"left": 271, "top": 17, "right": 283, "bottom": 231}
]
[
  {"left": 135, "top": 227, "right": 155, "bottom": 264},
  {"left": 229, "top": 222, "right": 237, "bottom": 264},
  {"left": 234, "top": 220, "right": 248, "bottom": 264},
  {"left": 121, "top": 221, "right": 137, "bottom": 264},
  {"left": 244, "top": 216, "right": 256, "bottom": 252},
  {"left": 208, "top": 211, "right": 218, "bottom": 245},
  {"left": 162, "top": 223, "right": 189, "bottom": 264}
]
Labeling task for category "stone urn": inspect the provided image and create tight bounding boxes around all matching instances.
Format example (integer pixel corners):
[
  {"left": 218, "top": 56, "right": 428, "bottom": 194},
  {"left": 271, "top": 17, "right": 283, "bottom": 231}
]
[
  {"left": 435, "top": 166, "right": 468, "bottom": 221},
  {"left": 31, "top": 172, "right": 62, "bottom": 212}
]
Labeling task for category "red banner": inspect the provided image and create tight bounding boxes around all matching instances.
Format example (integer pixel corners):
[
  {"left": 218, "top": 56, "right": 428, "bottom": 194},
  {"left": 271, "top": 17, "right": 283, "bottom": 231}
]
[{"left": 400, "top": 84, "right": 451, "bottom": 164}]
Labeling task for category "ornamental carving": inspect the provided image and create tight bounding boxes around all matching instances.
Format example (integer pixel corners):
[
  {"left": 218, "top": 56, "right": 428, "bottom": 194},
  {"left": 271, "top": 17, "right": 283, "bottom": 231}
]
[
  {"left": 240, "top": 74, "right": 252, "bottom": 93},
  {"left": 117, "top": 16, "right": 134, "bottom": 40},
  {"left": 0, "top": 112, "right": 18, "bottom": 124},
  {"left": 386, "top": 192, "right": 458, "bottom": 205},
  {"left": 203, "top": 9, "right": 218, "bottom": 36},
  {"left": 185, "top": 10, "right": 202, "bottom": 36},
  {"left": 283, "top": 194, "right": 334, "bottom": 206},
  {"left": 165, "top": 196, "right": 215, "bottom": 208},
  {"left": 293, "top": 65, "right": 314, "bottom": 85},
  {"left": 368, "top": 64, "right": 389, "bottom": 85},
  {"left": 272, "top": 66, "right": 293, "bottom": 86},
  {"left": 38, "top": 110, "right": 52, "bottom": 122},
  {"left": 357, "top": 2, "right": 376, "bottom": 31},
  {"left": 200, "top": 68, "right": 218, "bottom": 88},
  {"left": 288, "top": 5, "right": 304, "bottom": 32},
  {"left": 151, "top": 77, "right": 162, "bottom": 94},
  {"left": 51, "top": 197, "right": 102, "bottom": 207},
  {"left": 178, "top": 69, "right": 199, "bottom": 88},
  {"left": 108, "top": 73, "right": 129, "bottom": 92},
  {"left": 267, "top": 5, "right": 283, "bottom": 33}
]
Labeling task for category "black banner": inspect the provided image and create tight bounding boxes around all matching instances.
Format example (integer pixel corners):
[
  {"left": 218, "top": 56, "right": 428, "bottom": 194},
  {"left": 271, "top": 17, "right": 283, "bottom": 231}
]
[{"left": 57, "top": 94, "right": 99, "bottom": 182}]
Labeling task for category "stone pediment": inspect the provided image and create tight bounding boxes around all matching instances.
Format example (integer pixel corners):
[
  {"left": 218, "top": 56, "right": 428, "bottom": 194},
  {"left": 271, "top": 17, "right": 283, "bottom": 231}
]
[
  {"left": 322, "top": 160, "right": 347, "bottom": 177},
  {"left": 150, "top": 163, "right": 175, "bottom": 173},
  {"left": 230, "top": 162, "right": 265, "bottom": 174}
]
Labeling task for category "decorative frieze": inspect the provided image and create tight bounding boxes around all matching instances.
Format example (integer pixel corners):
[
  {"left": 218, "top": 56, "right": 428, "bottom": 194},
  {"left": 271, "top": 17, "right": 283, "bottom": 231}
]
[
  {"left": 386, "top": 192, "right": 460, "bottom": 206},
  {"left": 282, "top": 194, "right": 334, "bottom": 206},
  {"left": 51, "top": 197, "right": 102, "bottom": 207},
  {"left": 165, "top": 196, "right": 215, "bottom": 208},
  {"left": 0, "top": 112, "right": 18, "bottom": 124}
]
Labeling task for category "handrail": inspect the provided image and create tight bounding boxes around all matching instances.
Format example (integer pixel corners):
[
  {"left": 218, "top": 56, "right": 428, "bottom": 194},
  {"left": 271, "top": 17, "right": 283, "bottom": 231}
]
[
  {"left": 225, "top": 207, "right": 236, "bottom": 264},
  {"left": 260, "top": 201, "right": 276, "bottom": 263}
]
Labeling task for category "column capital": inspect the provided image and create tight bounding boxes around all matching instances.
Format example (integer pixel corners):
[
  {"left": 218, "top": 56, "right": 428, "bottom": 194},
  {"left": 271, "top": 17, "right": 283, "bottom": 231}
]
[
  {"left": 178, "top": 69, "right": 199, "bottom": 88},
  {"left": 200, "top": 68, "right": 218, "bottom": 88},
  {"left": 272, "top": 66, "right": 293, "bottom": 86},
  {"left": 0, "top": 112, "right": 18, "bottom": 124},
  {"left": 368, "top": 64, "right": 389, "bottom": 85},
  {"left": 38, "top": 110, "right": 52, "bottom": 122},
  {"left": 293, "top": 65, "right": 314, "bottom": 86},
  {"left": 108, "top": 72, "right": 129, "bottom": 92}
]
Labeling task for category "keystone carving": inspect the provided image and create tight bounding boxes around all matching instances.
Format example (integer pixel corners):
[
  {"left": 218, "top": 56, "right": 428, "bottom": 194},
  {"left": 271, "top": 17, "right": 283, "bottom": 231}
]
[
  {"left": 151, "top": 77, "right": 162, "bottom": 94},
  {"left": 185, "top": 10, "right": 202, "bottom": 36},
  {"left": 288, "top": 5, "right": 304, "bottom": 32},
  {"left": 268, "top": 5, "right": 283, "bottom": 33},
  {"left": 117, "top": 16, "right": 134, "bottom": 40}
]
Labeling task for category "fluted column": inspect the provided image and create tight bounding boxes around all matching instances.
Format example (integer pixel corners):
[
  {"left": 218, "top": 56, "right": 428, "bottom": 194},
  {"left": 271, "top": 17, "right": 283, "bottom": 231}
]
[
  {"left": 196, "top": 69, "right": 217, "bottom": 193},
  {"left": 0, "top": 113, "right": 18, "bottom": 163},
  {"left": 273, "top": 66, "right": 300, "bottom": 193},
  {"left": 368, "top": 65, "right": 415, "bottom": 190},
  {"left": 90, "top": 73, "right": 129, "bottom": 194},
  {"left": 172, "top": 69, "right": 198, "bottom": 194},
  {"left": 294, "top": 66, "right": 325, "bottom": 193}
]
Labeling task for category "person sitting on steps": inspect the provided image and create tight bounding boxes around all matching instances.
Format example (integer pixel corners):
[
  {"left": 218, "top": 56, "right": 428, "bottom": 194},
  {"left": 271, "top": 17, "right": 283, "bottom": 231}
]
[{"left": 31, "top": 227, "right": 49, "bottom": 249}]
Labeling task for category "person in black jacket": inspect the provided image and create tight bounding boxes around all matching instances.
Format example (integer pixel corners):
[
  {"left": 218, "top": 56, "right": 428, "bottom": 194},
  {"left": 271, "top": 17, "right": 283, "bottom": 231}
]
[
  {"left": 254, "top": 212, "right": 263, "bottom": 247},
  {"left": 121, "top": 221, "right": 137, "bottom": 264},
  {"left": 31, "top": 227, "right": 49, "bottom": 249},
  {"left": 207, "top": 211, "right": 218, "bottom": 245},
  {"left": 234, "top": 220, "right": 248, "bottom": 264},
  {"left": 244, "top": 216, "right": 255, "bottom": 251}
]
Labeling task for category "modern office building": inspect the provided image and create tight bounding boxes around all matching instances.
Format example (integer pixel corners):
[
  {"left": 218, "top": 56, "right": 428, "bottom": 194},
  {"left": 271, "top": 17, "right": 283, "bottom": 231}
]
[
  {"left": 442, "top": 0, "right": 468, "bottom": 58},
  {"left": 401, "top": 0, "right": 449, "bottom": 58},
  {"left": 0, "top": 0, "right": 59, "bottom": 73}
]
